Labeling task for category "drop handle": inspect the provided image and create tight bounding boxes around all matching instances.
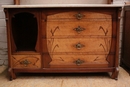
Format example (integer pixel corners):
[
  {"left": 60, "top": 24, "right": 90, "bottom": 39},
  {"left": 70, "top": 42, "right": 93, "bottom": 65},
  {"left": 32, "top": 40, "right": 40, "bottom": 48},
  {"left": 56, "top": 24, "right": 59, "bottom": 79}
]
[
  {"left": 73, "top": 26, "right": 85, "bottom": 34},
  {"left": 74, "top": 59, "right": 84, "bottom": 65},
  {"left": 75, "top": 13, "right": 85, "bottom": 20},
  {"left": 75, "top": 43, "right": 85, "bottom": 50},
  {"left": 20, "top": 59, "right": 31, "bottom": 67}
]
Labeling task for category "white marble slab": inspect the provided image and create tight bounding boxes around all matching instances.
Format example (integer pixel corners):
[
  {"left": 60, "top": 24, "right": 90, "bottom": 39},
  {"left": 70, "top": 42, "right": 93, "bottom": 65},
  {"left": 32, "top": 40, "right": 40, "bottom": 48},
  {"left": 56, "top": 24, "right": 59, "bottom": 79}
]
[{"left": 2, "top": 4, "right": 123, "bottom": 8}]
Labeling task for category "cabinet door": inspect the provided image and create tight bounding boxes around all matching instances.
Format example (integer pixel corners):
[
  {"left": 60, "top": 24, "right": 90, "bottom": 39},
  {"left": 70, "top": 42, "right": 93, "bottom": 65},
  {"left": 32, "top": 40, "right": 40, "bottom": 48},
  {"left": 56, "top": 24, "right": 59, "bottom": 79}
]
[{"left": 122, "top": 8, "right": 130, "bottom": 68}]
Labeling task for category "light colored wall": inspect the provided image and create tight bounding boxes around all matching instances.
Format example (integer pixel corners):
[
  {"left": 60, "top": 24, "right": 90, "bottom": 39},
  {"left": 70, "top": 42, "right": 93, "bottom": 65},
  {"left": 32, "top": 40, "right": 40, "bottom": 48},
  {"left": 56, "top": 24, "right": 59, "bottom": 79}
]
[
  {"left": 20, "top": 0, "right": 108, "bottom": 4},
  {"left": 0, "top": 0, "right": 129, "bottom": 66},
  {"left": 0, "top": 0, "right": 13, "bottom": 66},
  {"left": 113, "top": 0, "right": 130, "bottom": 4}
]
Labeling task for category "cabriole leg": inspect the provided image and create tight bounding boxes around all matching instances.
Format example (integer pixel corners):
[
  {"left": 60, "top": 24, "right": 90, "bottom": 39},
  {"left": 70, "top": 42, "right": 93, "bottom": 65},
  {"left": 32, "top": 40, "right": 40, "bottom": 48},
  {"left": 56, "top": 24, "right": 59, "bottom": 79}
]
[
  {"left": 8, "top": 68, "right": 16, "bottom": 81},
  {"left": 110, "top": 67, "right": 119, "bottom": 80}
]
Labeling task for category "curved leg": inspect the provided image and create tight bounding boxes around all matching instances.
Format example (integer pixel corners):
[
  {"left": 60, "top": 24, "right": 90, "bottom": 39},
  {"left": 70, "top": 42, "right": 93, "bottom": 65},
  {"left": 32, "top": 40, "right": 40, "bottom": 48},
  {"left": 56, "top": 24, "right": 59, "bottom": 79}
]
[
  {"left": 110, "top": 67, "right": 119, "bottom": 80},
  {"left": 8, "top": 68, "right": 16, "bottom": 81}
]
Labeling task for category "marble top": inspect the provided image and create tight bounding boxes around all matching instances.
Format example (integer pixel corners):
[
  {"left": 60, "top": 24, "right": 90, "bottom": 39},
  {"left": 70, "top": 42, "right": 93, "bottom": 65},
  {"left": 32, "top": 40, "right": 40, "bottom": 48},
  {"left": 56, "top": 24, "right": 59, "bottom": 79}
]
[{"left": 2, "top": 4, "right": 124, "bottom": 8}]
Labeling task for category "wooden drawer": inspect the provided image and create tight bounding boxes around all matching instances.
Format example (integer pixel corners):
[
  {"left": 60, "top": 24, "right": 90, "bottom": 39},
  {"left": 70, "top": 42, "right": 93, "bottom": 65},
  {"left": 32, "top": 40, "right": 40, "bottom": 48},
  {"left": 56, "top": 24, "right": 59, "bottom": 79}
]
[
  {"left": 12, "top": 55, "right": 41, "bottom": 68},
  {"left": 46, "top": 20, "right": 112, "bottom": 37},
  {"left": 49, "top": 54, "right": 111, "bottom": 68},
  {"left": 46, "top": 38, "right": 111, "bottom": 53},
  {"left": 46, "top": 11, "right": 112, "bottom": 20}
]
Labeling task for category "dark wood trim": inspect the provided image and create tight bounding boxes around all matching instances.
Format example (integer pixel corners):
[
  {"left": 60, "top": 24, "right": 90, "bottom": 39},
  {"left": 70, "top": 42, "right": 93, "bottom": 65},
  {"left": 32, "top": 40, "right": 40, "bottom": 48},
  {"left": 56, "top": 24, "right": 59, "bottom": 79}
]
[{"left": 13, "top": 68, "right": 114, "bottom": 73}]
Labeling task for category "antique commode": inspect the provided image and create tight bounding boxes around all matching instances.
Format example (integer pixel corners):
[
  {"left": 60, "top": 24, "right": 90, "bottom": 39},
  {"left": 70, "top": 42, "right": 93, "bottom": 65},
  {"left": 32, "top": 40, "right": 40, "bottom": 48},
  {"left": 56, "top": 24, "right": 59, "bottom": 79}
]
[{"left": 2, "top": 3, "right": 122, "bottom": 80}]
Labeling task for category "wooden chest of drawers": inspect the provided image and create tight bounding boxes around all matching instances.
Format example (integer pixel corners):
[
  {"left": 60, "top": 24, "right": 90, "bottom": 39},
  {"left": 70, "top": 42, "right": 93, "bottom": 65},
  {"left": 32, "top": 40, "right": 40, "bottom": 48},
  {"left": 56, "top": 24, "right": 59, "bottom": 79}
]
[
  {"left": 46, "top": 10, "right": 113, "bottom": 68},
  {"left": 3, "top": 6, "right": 121, "bottom": 80}
]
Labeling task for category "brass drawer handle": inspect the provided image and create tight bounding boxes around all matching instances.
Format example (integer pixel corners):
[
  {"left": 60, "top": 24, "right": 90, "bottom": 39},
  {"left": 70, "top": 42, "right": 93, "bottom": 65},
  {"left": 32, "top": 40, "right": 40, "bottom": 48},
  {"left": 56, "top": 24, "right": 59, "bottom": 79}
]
[
  {"left": 75, "top": 13, "right": 85, "bottom": 20},
  {"left": 74, "top": 59, "right": 84, "bottom": 65},
  {"left": 73, "top": 26, "right": 85, "bottom": 34},
  {"left": 20, "top": 59, "right": 31, "bottom": 67},
  {"left": 75, "top": 43, "right": 85, "bottom": 50}
]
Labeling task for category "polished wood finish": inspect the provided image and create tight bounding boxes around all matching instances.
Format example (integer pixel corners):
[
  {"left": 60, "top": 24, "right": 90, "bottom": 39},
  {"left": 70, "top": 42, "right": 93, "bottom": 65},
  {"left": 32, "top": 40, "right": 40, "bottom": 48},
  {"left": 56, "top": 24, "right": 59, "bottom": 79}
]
[{"left": 4, "top": 7, "right": 121, "bottom": 80}]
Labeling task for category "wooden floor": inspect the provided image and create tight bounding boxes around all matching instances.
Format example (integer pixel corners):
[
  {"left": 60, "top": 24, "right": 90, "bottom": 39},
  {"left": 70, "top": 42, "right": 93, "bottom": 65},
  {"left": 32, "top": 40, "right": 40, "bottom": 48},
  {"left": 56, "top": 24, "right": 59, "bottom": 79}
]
[{"left": 0, "top": 67, "right": 130, "bottom": 87}]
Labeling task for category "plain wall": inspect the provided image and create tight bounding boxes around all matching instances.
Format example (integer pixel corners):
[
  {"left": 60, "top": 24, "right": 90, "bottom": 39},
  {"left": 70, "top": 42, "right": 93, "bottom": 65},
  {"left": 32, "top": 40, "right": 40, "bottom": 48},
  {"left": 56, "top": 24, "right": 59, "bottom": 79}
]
[{"left": 20, "top": 0, "right": 108, "bottom": 4}]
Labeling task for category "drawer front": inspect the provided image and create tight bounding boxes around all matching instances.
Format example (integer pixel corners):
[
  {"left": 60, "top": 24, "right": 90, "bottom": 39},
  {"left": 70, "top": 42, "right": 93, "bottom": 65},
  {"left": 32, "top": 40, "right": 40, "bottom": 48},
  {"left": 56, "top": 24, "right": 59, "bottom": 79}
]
[
  {"left": 47, "top": 38, "right": 111, "bottom": 53},
  {"left": 46, "top": 11, "right": 112, "bottom": 20},
  {"left": 12, "top": 55, "right": 41, "bottom": 68},
  {"left": 49, "top": 54, "right": 112, "bottom": 68},
  {"left": 46, "top": 21, "right": 112, "bottom": 37}
]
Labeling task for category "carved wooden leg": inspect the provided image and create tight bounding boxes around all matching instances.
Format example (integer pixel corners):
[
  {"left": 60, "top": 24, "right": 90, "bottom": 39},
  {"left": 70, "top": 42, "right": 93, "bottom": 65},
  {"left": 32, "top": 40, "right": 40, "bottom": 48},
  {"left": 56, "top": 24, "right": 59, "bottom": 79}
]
[
  {"left": 8, "top": 68, "right": 16, "bottom": 81},
  {"left": 110, "top": 67, "right": 119, "bottom": 80}
]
